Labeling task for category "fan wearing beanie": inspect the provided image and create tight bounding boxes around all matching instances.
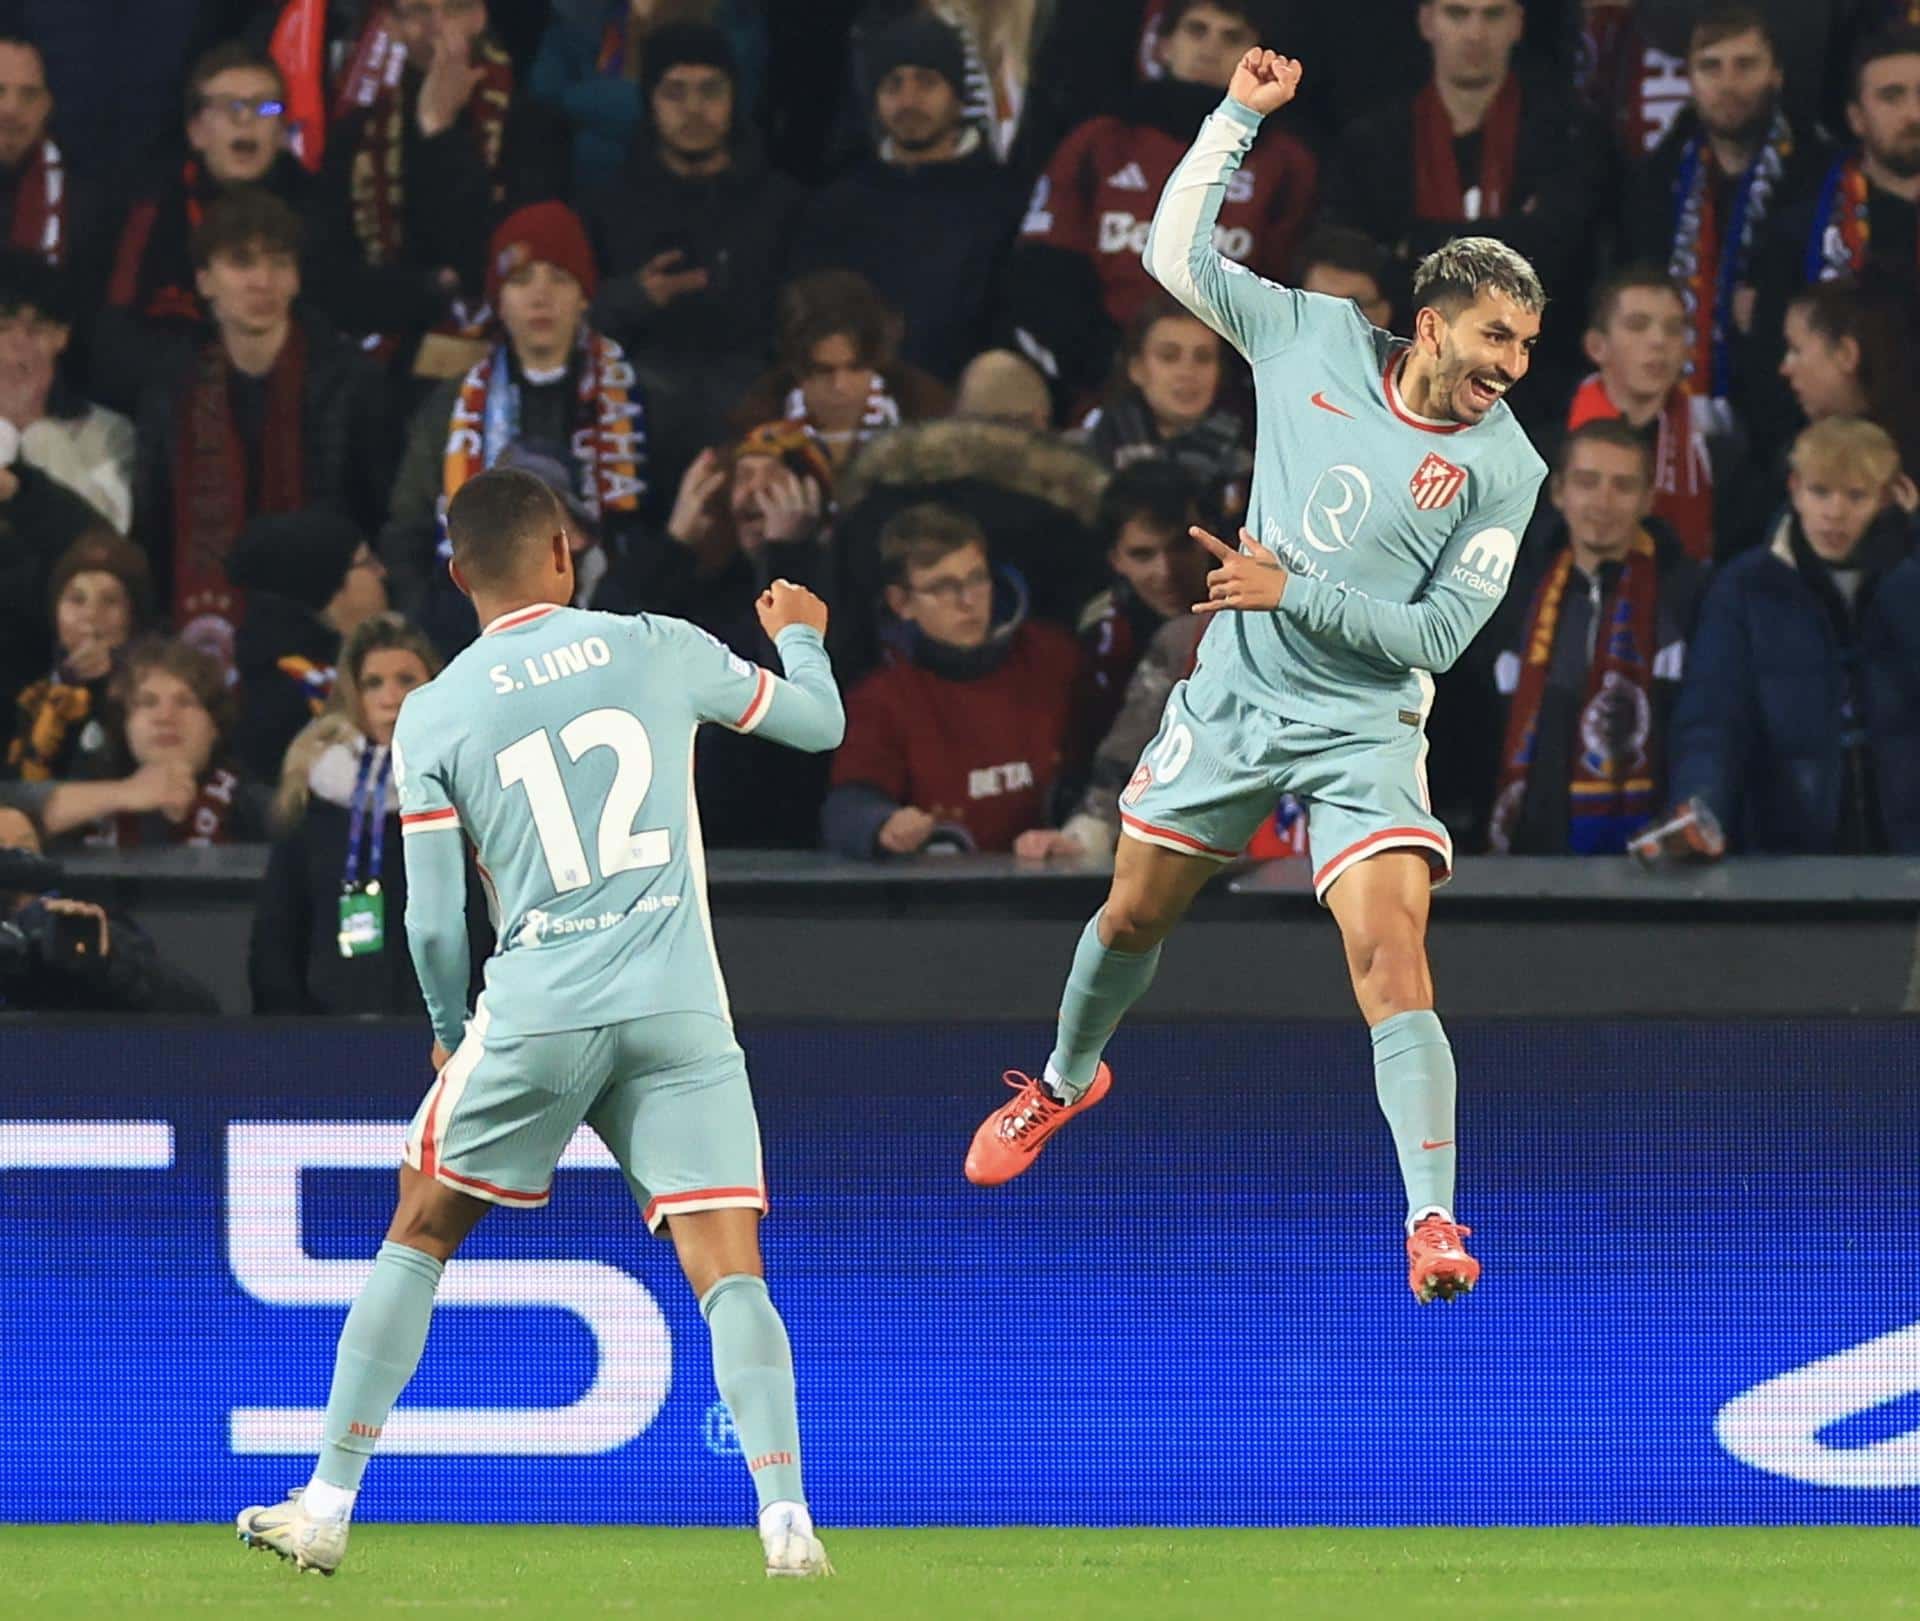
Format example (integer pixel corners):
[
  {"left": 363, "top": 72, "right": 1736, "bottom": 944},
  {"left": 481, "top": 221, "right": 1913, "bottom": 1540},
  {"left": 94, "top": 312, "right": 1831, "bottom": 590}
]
[
  {"left": 225, "top": 511, "right": 390, "bottom": 784},
  {"left": 380, "top": 200, "right": 648, "bottom": 659},
  {"left": 588, "top": 21, "right": 803, "bottom": 466},
  {"left": 788, "top": 14, "right": 1027, "bottom": 385}
]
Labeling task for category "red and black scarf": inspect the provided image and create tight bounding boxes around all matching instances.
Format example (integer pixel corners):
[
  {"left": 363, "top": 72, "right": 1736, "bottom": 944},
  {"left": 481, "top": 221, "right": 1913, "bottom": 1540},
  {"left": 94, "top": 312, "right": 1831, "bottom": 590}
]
[
  {"left": 103, "top": 765, "right": 244, "bottom": 848},
  {"left": 172, "top": 328, "right": 309, "bottom": 670},
  {"left": 7, "top": 136, "right": 64, "bottom": 265},
  {"left": 349, "top": 33, "right": 512, "bottom": 273},
  {"left": 1567, "top": 374, "right": 1713, "bottom": 562},
  {"left": 106, "top": 159, "right": 218, "bottom": 324},
  {"left": 1491, "top": 529, "right": 1661, "bottom": 855},
  {"left": 1413, "top": 74, "right": 1521, "bottom": 221}
]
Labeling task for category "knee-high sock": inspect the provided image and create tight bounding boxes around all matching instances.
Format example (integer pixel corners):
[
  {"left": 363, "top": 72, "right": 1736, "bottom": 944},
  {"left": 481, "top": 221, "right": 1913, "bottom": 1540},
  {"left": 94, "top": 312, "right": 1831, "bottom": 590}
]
[
  {"left": 702, "top": 1273, "right": 805, "bottom": 1512},
  {"left": 1044, "top": 910, "right": 1161, "bottom": 1101},
  {"left": 1371, "top": 1010, "right": 1457, "bottom": 1229},
  {"left": 313, "top": 1241, "right": 444, "bottom": 1491}
]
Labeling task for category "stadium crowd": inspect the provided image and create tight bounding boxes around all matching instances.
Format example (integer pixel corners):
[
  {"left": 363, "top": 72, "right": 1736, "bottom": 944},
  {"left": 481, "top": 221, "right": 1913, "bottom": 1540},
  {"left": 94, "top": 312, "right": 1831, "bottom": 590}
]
[{"left": 1, "top": 0, "right": 1918, "bottom": 1018}]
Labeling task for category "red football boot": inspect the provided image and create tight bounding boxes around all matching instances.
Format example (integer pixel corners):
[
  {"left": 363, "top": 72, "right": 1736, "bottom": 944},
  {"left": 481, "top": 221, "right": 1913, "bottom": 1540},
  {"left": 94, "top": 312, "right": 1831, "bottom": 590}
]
[
  {"left": 964, "top": 1064, "right": 1113, "bottom": 1187},
  {"left": 1406, "top": 1214, "right": 1480, "bottom": 1303}
]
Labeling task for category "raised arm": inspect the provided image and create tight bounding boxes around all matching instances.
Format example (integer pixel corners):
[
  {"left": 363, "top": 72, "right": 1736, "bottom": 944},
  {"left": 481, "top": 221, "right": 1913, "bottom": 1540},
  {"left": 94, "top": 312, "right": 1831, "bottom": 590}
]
[
  {"left": 667, "top": 584, "right": 846, "bottom": 753},
  {"left": 1141, "top": 48, "right": 1305, "bottom": 363}
]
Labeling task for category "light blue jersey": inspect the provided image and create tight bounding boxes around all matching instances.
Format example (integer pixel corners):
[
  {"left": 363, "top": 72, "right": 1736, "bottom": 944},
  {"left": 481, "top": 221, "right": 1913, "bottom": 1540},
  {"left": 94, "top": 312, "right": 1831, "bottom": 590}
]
[
  {"left": 393, "top": 602, "right": 844, "bottom": 1048},
  {"left": 1143, "top": 97, "right": 1548, "bottom": 735}
]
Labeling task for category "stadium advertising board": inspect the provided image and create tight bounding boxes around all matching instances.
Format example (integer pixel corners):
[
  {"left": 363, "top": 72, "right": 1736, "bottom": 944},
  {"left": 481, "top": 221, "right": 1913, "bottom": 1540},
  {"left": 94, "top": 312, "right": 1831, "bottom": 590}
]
[{"left": 2, "top": 1019, "right": 1916, "bottom": 1525}]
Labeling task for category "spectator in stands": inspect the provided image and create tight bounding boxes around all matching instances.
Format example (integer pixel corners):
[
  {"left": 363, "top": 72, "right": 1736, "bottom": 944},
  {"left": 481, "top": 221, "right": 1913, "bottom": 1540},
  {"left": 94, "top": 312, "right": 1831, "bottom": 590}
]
[
  {"left": 1072, "top": 459, "right": 1207, "bottom": 752},
  {"left": 0, "top": 36, "right": 76, "bottom": 269},
  {"left": 824, "top": 503, "right": 1084, "bottom": 858},
  {"left": 315, "top": 0, "right": 568, "bottom": 371},
  {"left": 252, "top": 612, "right": 486, "bottom": 1016},
  {"left": 381, "top": 201, "right": 646, "bottom": 655},
  {"left": 0, "top": 408, "right": 110, "bottom": 716},
  {"left": 534, "top": 2, "right": 770, "bottom": 196},
  {"left": 1322, "top": 0, "right": 1598, "bottom": 381},
  {"left": 1622, "top": 6, "right": 1830, "bottom": 424},
  {"left": 226, "top": 512, "right": 390, "bottom": 785},
  {"left": 1672, "top": 417, "right": 1920, "bottom": 853},
  {"left": 0, "top": 251, "right": 134, "bottom": 531},
  {"left": 729, "top": 269, "right": 952, "bottom": 473},
  {"left": 1075, "top": 293, "right": 1252, "bottom": 524},
  {"left": 653, "top": 421, "right": 834, "bottom": 635},
  {"left": 38, "top": 637, "right": 268, "bottom": 848},
  {"left": 841, "top": 0, "right": 1047, "bottom": 168},
  {"left": 1750, "top": 26, "right": 1920, "bottom": 374},
  {"left": 1566, "top": 268, "right": 1716, "bottom": 562},
  {"left": 0, "top": 803, "right": 219, "bottom": 1014},
  {"left": 588, "top": 21, "right": 804, "bottom": 484},
  {"left": 1005, "top": 0, "right": 1317, "bottom": 406},
  {"left": 827, "top": 381, "right": 1109, "bottom": 682},
  {"left": 790, "top": 14, "right": 1026, "bottom": 385},
  {"left": 1776, "top": 277, "right": 1920, "bottom": 489},
  {"left": 133, "top": 191, "right": 392, "bottom": 676},
  {"left": 583, "top": 20, "right": 794, "bottom": 495},
  {"left": 1298, "top": 225, "right": 1399, "bottom": 332},
  {"left": 1490, "top": 420, "right": 1705, "bottom": 854},
  {"left": 6, "top": 532, "right": 149, "bottom": 784},
  {"left": 94, "top": 43, "right": 322, "bottom": 413},
  {"left": 953, "top": 348, "right": 1053, "bottom": 429}
]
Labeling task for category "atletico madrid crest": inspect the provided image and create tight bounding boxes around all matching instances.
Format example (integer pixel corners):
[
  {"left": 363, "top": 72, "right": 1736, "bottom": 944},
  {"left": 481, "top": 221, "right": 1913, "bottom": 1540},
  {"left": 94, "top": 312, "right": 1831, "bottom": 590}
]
[{"left": 1409, "top": 452, "right": 1466, "bottom": 511}]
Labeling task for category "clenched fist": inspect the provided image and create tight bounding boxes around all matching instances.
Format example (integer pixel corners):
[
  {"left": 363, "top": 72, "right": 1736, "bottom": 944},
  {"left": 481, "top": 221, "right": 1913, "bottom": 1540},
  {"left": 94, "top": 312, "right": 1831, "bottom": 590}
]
[
  {"left": 1228, "top": 49, "right": 1303, "bottom": 117},
  {"left": 756, "top": 579, "right": 829, "bottom": 638}
]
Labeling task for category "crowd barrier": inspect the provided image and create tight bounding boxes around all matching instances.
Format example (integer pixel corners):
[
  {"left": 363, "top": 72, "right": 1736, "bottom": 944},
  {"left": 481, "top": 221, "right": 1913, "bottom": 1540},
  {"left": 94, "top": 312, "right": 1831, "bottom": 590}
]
[{"left": 2, "top": 1016, "right": 1916, "bottom": 1524}]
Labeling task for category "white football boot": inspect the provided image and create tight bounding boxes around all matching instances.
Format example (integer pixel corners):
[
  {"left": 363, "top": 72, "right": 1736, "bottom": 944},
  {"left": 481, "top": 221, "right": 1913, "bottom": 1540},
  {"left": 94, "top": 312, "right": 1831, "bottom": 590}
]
[
  {"left": 236, "top": 1488, "right": 350, "bottom": 1575},
  {"left": 759, "top": 1500, "right": 833, "bottom": 1578}
]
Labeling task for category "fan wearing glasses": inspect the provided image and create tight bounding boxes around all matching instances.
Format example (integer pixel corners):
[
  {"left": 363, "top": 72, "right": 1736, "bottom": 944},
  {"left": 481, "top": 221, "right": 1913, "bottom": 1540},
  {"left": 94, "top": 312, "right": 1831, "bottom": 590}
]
[{"left": 96, "top": 43, "right": 314, "bottom": 413}]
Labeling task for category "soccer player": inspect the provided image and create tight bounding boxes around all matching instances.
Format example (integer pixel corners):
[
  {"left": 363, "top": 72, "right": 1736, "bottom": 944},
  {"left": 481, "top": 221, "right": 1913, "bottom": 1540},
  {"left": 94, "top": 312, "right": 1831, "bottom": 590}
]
[
  {"left": 236, "top": 469, "right": 844, "bottom": 1577},
  {"left": 964, "top": 49, "right": 1549, "bottom": 1305}
]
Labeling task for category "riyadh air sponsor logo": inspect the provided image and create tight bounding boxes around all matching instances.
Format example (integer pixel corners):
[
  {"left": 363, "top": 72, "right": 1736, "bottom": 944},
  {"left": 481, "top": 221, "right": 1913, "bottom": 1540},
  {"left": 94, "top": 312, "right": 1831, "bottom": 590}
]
[
  {"left": 1717, "top": 1318, "right": 1920, "bottom": 1487},
  {"left": 1450, "top": 527, "right": 1518, "bottom": 597},
  {"left": 1300, "top": 465, "right": 1373, "bottom": 554}
]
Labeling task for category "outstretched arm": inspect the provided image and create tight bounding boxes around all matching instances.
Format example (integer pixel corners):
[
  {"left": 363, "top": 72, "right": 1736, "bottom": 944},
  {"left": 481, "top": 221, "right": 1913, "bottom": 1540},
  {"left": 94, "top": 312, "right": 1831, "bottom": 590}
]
[
  {"left": 1142, "top": 47, "right": 1306, "bottom": 363},
  {"left": 671, "top": 583, "right": 847, "bottom": 752}
]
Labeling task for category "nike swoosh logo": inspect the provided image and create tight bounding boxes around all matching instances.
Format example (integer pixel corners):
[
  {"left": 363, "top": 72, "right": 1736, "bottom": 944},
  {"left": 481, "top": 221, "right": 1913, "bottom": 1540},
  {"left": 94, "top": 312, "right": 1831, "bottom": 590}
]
[
  {"left": 1310, "top": 391, "right": 1353, "bottom": 418},
  {"left": 1421, "top": 1139, "right": 1454, "bottom": 1150}
]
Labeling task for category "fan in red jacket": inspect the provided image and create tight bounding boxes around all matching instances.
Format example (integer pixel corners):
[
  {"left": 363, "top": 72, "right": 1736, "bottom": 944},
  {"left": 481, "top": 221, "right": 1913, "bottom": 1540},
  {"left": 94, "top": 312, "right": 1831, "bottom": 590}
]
[
  {"left": 823, "top": 503, "right": 1084, "bottom": 859},
  {"left": 1004, "top": 0, "right": 1316, "bottom": 404}
]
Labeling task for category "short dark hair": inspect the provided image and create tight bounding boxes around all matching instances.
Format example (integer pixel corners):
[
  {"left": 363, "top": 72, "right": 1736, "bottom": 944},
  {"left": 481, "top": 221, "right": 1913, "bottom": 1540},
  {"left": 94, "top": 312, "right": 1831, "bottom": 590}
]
[
  {"left": 1788, "top": 273, "right": 1920, "bottom": 457},
  {"left": 879, "top": 503, "right": 986, "bottom": 584},
  {"left": 1122, "top": 289, "right": 1218, "bottom": 358},
  {"left": 1689, "top": 4, "right": 1775, "bottom": 59},
  {"left": 1161, "top": 0, "right": 1266, "bottom": 35},
  {"left": 190, "top": 187, "right": 303, "bottom": 270},
  {"left": 1555, "top": 418, "right": 1654, "bottom": 481},
  {"left": 1096, "top": 460, "right": 1199, "bottom": 549},
  {"left": 114, "top": 636, "right": 237, "bottom": 743},
  {"left": 185, "top": 41, "right": 284, "bottom": 121},
  {"left": 0, "top": 247, "right": 68, "bottom": 325},
  {"left": 1412, "top": 236, "right": 1547, "bottom": 318},
  {"left": 1296, "top": 225, "right": 1391, "bottom": 290},
  {"left": 446, "top": 469, "right": 569, "bottom": 590},
  {"left": 1852, "top": 23, "right": 1920, "bottom": 101},
  {"left": 777, "top": 269, "right": 896, "bottom": 378},
  {"left": 1587, "top": 264, "right": 1685, "bottom": 332}
]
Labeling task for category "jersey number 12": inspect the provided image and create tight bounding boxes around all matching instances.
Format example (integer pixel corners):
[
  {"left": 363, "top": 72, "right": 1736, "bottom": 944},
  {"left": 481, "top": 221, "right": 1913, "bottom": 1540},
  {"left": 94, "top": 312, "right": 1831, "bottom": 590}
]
[{"left": 495, "top": 709, "right": 670, "bottom": 892}]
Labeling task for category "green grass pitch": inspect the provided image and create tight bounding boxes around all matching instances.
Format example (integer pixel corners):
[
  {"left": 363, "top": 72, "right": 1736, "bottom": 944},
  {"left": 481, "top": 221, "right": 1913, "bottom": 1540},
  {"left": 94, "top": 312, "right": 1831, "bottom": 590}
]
[{"left": 5, "top": 1526, "right": 1915, "bottom": 1619}]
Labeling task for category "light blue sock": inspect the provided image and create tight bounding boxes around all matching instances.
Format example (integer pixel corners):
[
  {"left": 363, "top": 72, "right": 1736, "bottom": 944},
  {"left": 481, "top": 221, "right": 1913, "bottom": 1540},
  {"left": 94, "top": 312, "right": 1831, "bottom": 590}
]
[
  {"left": 702, "top": 1273, "right": 805, "bottom": 1512},
  {"left": 1044, "top": 910, "right": 1160, "bottom": 1101},
  {"left": 1371, "top": 1010, "right": 1458, "bottom": 1229},
  {"left": 313, "top": 1241, "right": 444, "bottom": 1490}
]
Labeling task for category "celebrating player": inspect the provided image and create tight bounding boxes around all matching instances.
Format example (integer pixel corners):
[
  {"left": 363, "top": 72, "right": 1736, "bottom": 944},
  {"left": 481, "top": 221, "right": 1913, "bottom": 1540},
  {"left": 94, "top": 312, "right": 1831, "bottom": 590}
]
[
  {"left": 237, "top": 469, "right": 844, "bottom": 1577},
  {"left": 964, "top": 48, "right": 1549, "bottom": 1304}
]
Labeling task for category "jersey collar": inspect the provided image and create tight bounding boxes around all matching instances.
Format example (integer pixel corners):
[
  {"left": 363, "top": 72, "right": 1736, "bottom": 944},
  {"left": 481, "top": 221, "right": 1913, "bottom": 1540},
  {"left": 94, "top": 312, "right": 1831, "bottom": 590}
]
[
  {"left": 1383, "top": 351, "right": 1468, "bottom": 436},
  {"left": 481, "top": 602, "right": 564, "bottom": 636}
]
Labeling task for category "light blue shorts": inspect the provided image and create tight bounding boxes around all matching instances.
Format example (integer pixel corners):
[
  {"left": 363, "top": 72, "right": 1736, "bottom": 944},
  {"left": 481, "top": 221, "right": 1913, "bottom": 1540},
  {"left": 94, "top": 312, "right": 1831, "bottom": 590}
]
[
  {"left": 404, "top": 1007, "right": 765, "bottom": 1232},
  {"left": 1117, "top": 663, "right": 1453, "bottom": 904}
]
